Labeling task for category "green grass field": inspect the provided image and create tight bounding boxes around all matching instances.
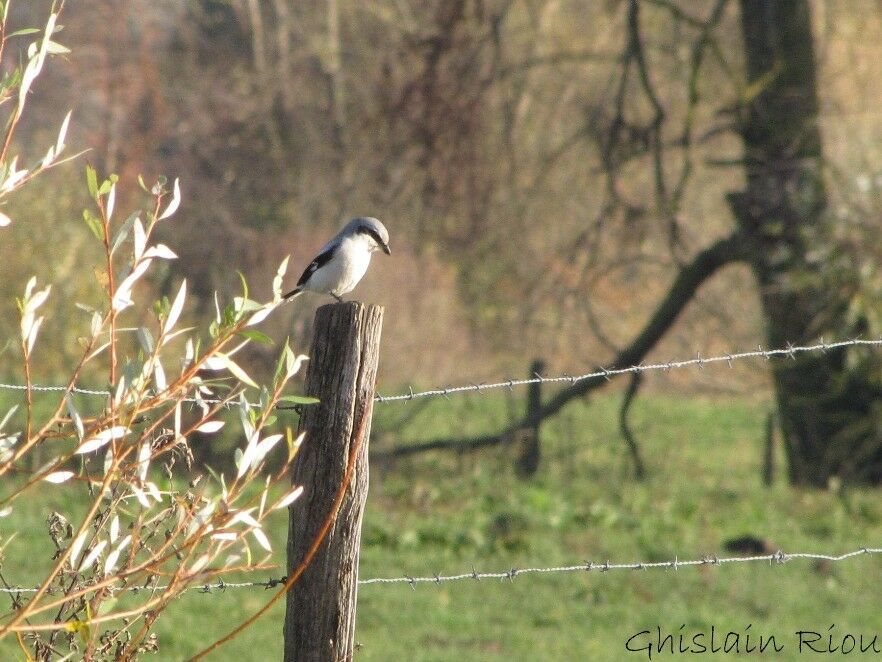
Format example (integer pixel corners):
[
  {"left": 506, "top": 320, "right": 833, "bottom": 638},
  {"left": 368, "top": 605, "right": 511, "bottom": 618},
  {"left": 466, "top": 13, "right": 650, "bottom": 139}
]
[{"left": 3, "top": 391, "right": 882, "bottom": 660}]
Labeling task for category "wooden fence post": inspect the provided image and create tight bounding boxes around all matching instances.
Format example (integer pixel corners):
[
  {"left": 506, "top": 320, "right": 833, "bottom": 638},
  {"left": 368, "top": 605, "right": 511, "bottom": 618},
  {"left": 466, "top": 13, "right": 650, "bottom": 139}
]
[
  {"left": 283, "top": 302, "right": 383, "bottom": 662},
  {"left": 516, "top": 358, "right": 545, "bottom": 477}
]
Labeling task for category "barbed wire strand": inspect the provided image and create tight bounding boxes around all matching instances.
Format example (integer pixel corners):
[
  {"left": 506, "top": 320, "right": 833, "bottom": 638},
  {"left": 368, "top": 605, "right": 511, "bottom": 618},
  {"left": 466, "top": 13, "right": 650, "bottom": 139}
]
[
  {"left": 0, "top": 383, "right": 110, "bottom": 397},
  {"left": 1, "top": 547, "right": 879, "bottom": 595},
  {"left": 1, "top": 337, "right": 880, "bottom": 408},
  {"left": 375, "top": 338, "right": 882, "bottom": 403},
  {"left": 357, "top": 547, "right": 882, "bottom": 586}
]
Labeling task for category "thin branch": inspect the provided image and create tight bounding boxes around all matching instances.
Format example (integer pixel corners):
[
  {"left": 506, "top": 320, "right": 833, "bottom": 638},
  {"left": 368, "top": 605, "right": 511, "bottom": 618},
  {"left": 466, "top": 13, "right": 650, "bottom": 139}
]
[{"left": 618, "top": 371, "right": 646, "bottom": 479}]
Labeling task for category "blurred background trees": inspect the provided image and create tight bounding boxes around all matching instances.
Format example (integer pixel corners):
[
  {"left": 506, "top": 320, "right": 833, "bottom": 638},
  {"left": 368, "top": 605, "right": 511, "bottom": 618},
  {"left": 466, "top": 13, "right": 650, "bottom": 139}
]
[{"left": 4, "top": 0, "right": 882, "bottom": 482}]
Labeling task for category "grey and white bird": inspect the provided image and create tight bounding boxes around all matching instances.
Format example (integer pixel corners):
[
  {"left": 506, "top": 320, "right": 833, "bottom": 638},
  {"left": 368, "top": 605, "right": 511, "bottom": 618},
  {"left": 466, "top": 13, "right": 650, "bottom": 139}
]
[{"left": 284, "top": 217, "right": 391, "bottom": 302}]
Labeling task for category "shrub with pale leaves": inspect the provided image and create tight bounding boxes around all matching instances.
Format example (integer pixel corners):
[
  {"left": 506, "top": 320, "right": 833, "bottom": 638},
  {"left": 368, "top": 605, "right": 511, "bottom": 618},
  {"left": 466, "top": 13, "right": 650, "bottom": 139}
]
[{"left": 0, "top": 6, "right": 312, "bottom": 659}]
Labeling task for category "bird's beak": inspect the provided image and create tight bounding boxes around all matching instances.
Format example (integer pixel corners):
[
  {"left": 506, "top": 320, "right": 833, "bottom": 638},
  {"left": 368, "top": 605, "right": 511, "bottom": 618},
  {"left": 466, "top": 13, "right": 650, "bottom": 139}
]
[{"left": 382, "top": 242, "right": 391, "bottom": 255}]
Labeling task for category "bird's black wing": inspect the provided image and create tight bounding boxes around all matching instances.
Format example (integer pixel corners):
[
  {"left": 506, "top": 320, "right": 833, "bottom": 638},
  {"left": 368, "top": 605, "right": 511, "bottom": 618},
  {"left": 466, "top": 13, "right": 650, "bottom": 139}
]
[
  {"left": 283, "top": 242, "right": 338, "bottom": 299},
  {"left": 296, "top": 245, "right": 335, "bottom": 287}
]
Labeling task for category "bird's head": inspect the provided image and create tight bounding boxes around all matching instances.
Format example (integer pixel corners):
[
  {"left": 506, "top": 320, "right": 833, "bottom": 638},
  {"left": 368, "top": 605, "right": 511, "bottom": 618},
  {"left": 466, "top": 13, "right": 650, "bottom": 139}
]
[{"left": 348, "top": 216, "right": 391, "bottom": 255}]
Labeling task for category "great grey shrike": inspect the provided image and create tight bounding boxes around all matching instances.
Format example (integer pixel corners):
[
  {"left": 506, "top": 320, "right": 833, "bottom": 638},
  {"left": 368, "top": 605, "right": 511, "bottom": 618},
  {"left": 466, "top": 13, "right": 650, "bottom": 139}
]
[{"left": 284, "top": 217, "right": 391, "bottom": 302}]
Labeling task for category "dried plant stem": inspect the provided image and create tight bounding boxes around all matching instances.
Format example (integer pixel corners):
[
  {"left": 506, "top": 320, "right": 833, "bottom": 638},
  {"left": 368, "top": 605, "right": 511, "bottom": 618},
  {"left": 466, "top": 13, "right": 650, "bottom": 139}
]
[
  {"left": 188, "top": 412, "right": 370, "bottom": 661},
  {"left": 98, "top": 197, "right": 118, "bottom": 410},
  {"left": 21, "top": 340, "right": 32, "bottom": 441},
  {"left": 5, "top": 390, "right": 290, "bottom": 626},
  {"left": 0, "top": 1, "right": 10, "bottom": 68},
  {"left": 0, "top": 336, "right": 97, "bottom": 481},
  {"left": 0, "top": 464, "right": 118, "bottom": 635}
]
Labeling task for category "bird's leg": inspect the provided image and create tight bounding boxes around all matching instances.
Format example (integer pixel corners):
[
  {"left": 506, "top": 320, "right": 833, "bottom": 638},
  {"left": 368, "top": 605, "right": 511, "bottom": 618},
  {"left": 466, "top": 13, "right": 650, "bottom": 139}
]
[{"left": 331, "top": 293, "right": 344, "bottom": 303}]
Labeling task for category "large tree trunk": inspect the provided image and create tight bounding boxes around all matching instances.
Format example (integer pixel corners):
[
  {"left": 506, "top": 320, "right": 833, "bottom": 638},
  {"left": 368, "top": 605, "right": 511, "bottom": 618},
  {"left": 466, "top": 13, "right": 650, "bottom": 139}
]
[{"left": 730, "top": 0, "right": 882, "bottom": 485}]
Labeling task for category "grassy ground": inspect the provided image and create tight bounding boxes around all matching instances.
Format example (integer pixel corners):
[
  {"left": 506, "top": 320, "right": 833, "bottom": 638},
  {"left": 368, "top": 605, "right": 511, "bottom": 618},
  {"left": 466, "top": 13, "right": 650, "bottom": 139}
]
[{"left": 2, "top": 391, "right": 882, "bottom": 660}]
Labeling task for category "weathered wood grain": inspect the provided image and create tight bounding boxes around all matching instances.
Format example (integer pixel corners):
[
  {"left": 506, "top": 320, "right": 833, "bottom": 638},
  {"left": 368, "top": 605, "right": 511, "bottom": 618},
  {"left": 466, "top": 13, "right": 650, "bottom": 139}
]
[{"left": 284, "top": 302, "right": 383, "bottom": 662}]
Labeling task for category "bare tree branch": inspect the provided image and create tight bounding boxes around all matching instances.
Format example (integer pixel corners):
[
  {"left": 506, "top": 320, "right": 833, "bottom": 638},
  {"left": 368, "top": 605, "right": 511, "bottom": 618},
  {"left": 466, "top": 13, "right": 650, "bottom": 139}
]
[{"left": 378, "top": 232, "right": 747, "bottom": 458}]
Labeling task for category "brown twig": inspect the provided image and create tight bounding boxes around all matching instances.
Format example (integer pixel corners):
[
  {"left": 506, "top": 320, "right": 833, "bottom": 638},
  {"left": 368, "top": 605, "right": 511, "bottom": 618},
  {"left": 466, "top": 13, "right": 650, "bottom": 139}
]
[{"left": 187, "top": 409, "right": 370, "bottom": 660}]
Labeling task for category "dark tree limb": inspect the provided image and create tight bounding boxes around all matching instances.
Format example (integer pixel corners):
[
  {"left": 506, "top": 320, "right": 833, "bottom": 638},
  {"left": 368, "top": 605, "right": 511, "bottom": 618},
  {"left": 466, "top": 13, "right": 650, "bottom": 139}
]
[
  {"left": 377, "top": 232, "right": 747, "bottom": 459},
  {"left": 376, "top": 432, "right": 502, "bottom": 458}
]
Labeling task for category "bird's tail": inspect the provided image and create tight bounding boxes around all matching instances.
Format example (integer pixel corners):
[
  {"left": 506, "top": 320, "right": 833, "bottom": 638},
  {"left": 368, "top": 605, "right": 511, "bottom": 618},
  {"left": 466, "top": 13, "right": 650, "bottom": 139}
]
[{"left": 282, "top": 287, "right": 303, "bottom": 303}]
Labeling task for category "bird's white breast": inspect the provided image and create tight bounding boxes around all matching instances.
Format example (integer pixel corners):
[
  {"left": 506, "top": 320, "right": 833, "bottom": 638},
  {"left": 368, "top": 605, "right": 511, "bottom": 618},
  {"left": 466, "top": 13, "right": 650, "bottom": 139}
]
[{"left": 304, "top": 234, "right": 373, "bottom": 296}]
